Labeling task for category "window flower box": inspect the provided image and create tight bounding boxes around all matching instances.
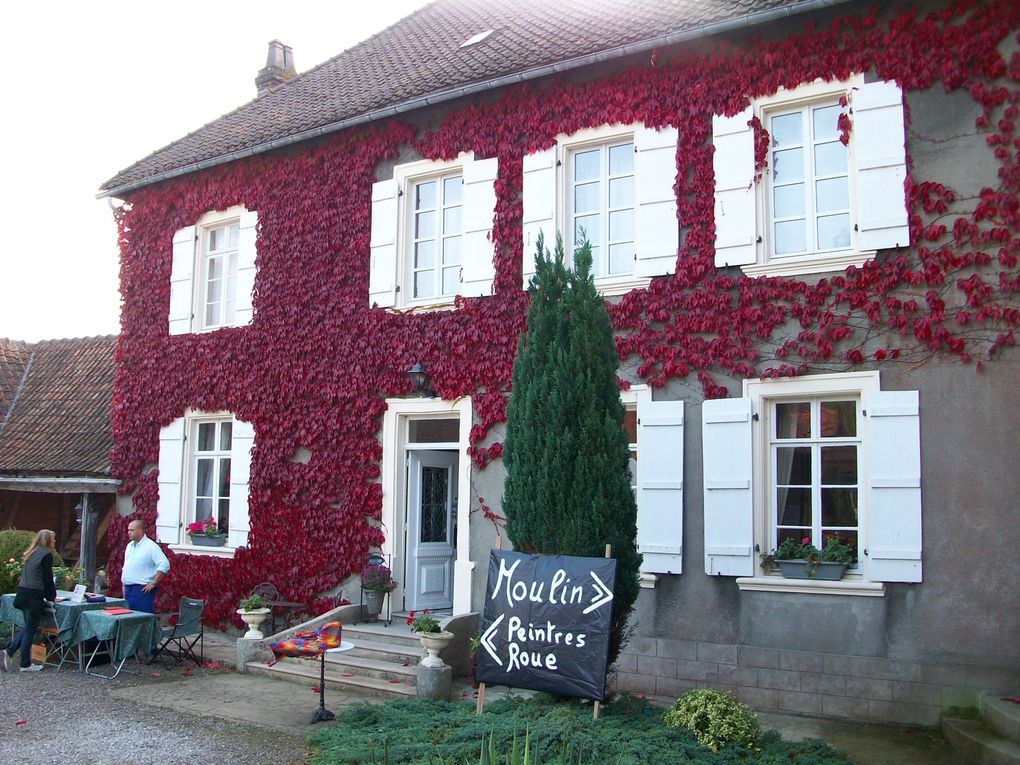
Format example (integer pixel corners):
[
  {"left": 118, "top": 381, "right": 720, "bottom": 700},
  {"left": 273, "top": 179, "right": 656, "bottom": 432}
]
[
  {"left": 775, "top": 560, "right": 848, "bottom": 580},
  {"left": 189, "top": 533, "right": 227, "bottom": 547}
]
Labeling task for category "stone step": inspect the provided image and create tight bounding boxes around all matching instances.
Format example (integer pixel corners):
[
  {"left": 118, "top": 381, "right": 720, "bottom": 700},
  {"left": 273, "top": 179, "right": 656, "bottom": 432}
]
[
  {"left": 342, "top": 625, "right": 422, "bottom": 651},
  {"left": 324, "top": 653, "right": 417, "bottom": 682},
  {"left": 343, "top": 640, "right": 422, "bottom": 666},
  {"left": 983, "top": 694, "right": 1020, "bottom": 746},
  {"left": 247, "top": 658, "right": 417, "bottom": 699},
  {"left": 943, "top": 716, "right": 1020, "bottom": 765}
]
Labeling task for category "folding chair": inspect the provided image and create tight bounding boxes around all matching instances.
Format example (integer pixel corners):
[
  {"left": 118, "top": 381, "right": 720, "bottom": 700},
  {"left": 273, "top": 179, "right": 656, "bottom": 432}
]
[
  {"left": 154, "top": 597, "right": 204, "bottom": 667},
  {"left": 39, "top": 625, "right": 78, "bottom": 670}
]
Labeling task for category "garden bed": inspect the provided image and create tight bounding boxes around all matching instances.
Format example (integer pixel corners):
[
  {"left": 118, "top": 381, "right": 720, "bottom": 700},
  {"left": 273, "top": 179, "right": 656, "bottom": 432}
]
[{"left": 308, "top": 695, "right": 851, "bottom": 765}]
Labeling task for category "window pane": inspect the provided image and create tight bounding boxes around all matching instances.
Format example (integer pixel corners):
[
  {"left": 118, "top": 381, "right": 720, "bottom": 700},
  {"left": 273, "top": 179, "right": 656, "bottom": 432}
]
[
  {"left": 777, "top": 487, "right": 812, "bottom": 526},
  {"left": 609, "top": 209, "right": 633, "bottom": 242},
  {"left": 776, "top": 446, "right": 811, "bottom": 485},
  {"left": 195, "top": 498, "right": 212, "bottom": 522},
  {"left": 204, "top": 302, "right": 219, "bottom": 327},
  {"left": 209, "top": 228, "right": 222, "bottom": 252},
  {"left": 589, "top": 246, "right": 601, "bottom": 276},
  {"left": 822, "top": 488, "right": 858, "bottom": 527},
  {"left": 198, "top": 423, "right": 216, "bottom": 451},
  {"left": 574, "top": 149, "right": 599, "bottom": 181},
  {"left": 821, "top": 445, "right": 857, "bottom": 484},
  {"left": 814, "top": 142, "right": 848, "bottom": 175},
  {"left": 773, "top": 183, "right": 805, "bottom": 218},
  {"left": 415, "top": 181, "right": 436, "bottom": 210},
  {"left": 415, "top": 210, "right": 435, "bottom": 239},
  {"left": 609, "top": 243, "right": 634, "bottom": 274},
  {"left": 609, "top": 143, "right": 634, "bottom": 175},
  {"left": 775, "top": 402, "right": 810, "bottom": 439},
  {"left": 574, "top": 182, "right": 600, "bottom": 214},
  {"left": 774, "top": 220, "right": 807, "bottom": 255},
  {"left": 228, "top": 223, "right": 239, "bottom": 249},
  {"left": 415, "top": 240, "right": 434, "bottom": 269},
  {"left": 218, "top": 499, "right": 230, "bottom": 532},
  {"left": 622, "top": 409, "right": 637, "bottom": 444},
  {"left": 443, "top": 176, "right": 462, "bottom": 206},
  {"left": 443, "top": 236, "right": 461, "bottom": 266},
  {"left": 196, "top": 459, "right": 213, "bottom": 496},
  {"left": 574, "top": 214, "right": 600, "bottom": 245},
  {"left": 821, "top": 401, "right": 856, "bottom": 437},
  {"left": 772, "top": 148, "right": 804, "bottom": 183},
  {"left": 609, "top": 177, "right": 633, "bottom": 208},
  {"left": 812, "top": 104, "right": 842, "bottom": 140},
  {"left": 822, "top": 530, "right": 858, "bottom": 560},
  {"left": 443, "top": 206, "right": 461, "bottom": 234},
  {"left": 776, "top": 527, "right": 809, "bottom": 548},
  {"left": 817, "top": 213, "right": 851, "bottom": 249},
  {"left": 219, "top": 422, "right": 232, "bottom": 451},
  {"left": 816, "top": 177, "right": 849, "bottom": 212},
  {"left": 218, "top": 458, "right": 231, "bottom": 498},
  {"left": 414, "top": 270, "right": 433, "bottom": 298},
  {"left": 408, "top": 418, "right": 459, "bottom": 443},
  {"left": 207, "top": 256, "right": 222, "bottom": 282},
  {"left": 771, "top": 112, "right": 802, "bottom": 147},
  {"left": 442, "top": 266, "right": 459, "bottom": 295}
]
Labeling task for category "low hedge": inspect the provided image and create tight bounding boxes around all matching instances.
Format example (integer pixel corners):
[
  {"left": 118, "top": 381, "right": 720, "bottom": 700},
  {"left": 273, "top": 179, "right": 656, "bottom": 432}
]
[{"left": 0, "top": 529, "right": 64, "bottom": 593}]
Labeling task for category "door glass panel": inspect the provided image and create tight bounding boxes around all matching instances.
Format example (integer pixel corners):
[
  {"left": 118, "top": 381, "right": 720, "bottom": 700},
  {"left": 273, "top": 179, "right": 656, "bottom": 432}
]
[
  {"left": 408, "top": 419, "right": 460, "bottom": 443},
  {"left": 420, "top": 465, "right": 449, "bottom": 543}
]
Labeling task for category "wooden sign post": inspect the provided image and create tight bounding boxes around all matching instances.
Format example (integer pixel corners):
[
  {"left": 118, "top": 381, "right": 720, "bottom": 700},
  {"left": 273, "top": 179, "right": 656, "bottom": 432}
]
[{"left": 592, "top": 543, "right": 611, "bottom": 721}]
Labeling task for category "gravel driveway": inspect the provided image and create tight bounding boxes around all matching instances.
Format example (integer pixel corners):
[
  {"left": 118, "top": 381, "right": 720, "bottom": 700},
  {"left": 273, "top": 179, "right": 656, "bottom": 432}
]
[{"left": 0, "top": 665, "right": 309, "bottom": 764}]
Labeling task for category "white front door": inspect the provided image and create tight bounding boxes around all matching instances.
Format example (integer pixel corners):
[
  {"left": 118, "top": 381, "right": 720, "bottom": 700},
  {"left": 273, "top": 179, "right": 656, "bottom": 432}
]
[{"left": 405, "top": 450, "right": 457, "bottom": 610}]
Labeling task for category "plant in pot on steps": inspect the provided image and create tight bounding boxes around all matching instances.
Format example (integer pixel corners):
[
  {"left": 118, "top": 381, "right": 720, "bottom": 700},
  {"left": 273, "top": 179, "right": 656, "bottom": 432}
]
[
  {"left": 761, "top": 536, "right": 856, "bottom": 580},
  {"left": 187, "top": 517, "right": 227, "bottom": 547},
  {"left": 236, "top": 594, "right": 272, "bottom": 639},
  {"left": 407, "top": 609, "right": 453, "bottom": 668},
  {"left": 359, "top": 561, "right": 397, "bottom": 619}
]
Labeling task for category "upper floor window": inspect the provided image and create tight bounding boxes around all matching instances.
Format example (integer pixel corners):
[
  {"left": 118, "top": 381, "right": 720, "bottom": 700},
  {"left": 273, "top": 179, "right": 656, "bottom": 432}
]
[
  {"left": 370, "top": 153, "right": 497, "bottom": 309},
  {"left": 169, "top": 207, "right": 258, "bottom": 335},
  {"left": 522, "top": 123, "right": 679, "bottom": 293},
  {"left": 712, "top": 77, "right": 909, "bottom": 278}
]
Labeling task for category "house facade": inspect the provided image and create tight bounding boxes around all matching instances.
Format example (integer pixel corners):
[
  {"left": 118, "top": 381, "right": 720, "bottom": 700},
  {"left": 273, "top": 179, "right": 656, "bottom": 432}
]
[{"left": 100, "top": 0, "right": 1020, "bottom": 724}]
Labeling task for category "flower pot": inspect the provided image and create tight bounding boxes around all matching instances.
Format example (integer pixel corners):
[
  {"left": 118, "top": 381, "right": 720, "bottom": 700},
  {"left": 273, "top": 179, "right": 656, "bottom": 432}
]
[
  {"left": 776, "top": 560, "right": 848, "bottom": 580},
  {"left": 190, "top": 533, "right": 227, "bottom": 547},
  {"left": 417, "top": 630, "right": 454, "bottom": 669},
  {"left": 363, "top": 588, "right": 385, "bottom": 617},
  {"left": 236, "top": 607, "right": 272, "bottom": 639}
]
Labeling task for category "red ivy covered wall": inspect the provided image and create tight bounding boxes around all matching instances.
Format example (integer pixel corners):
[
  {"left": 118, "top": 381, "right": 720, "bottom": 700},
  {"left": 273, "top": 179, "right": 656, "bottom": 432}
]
[{"left": 108, "top": 0, "right": 1020, "bottom": 624}]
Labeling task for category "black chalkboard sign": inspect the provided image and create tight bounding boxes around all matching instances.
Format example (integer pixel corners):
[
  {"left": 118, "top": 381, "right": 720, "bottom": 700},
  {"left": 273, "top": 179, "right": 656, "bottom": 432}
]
[{"left": 474, "top": 550, "right": 617, "bottom": 701}]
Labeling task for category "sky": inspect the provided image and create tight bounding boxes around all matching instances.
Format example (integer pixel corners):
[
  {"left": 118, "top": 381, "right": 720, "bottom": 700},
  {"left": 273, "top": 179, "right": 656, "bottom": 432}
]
[{"left": 0, "top": 1, "right": 431, "bottom": 342}]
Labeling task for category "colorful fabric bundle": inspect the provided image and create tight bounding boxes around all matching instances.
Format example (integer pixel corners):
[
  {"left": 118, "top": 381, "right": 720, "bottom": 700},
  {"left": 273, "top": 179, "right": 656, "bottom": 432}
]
[{"left": 268, "top": 621, "right": 342, "bottom": 664}]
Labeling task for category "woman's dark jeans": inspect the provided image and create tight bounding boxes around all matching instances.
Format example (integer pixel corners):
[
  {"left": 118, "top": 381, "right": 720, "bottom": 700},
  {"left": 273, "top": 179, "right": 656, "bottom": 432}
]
[{"left": 5, "top": 605, "right": 42, "bottom": 668}]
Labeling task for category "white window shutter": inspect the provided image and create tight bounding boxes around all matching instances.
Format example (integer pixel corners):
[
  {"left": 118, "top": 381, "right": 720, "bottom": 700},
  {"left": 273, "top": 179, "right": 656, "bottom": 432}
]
[
  {"left": 234, "top": 210, "right": 258, "bottom": 326},
  {"left": 637, "top": 398, "right": 684, "bottom": 574},
  {"left": 156, "top": 418, "right": 186, "bottom": 544},
  {"left": 169, "top": 226, "right": 196, "bottom": 335},
  {"left": 702, "top": 397, "right": 754, "bottom": 576},
  {"left": 228, "top": 417, "right": 255, "bottom": 549},
  {"left": 460, "top": 156, "right": 499, "bottom": 297},
  {"left": 712, "top": 108, "right": 758, "bottom": 268},
  {"left": 522, "top": 147, "right": 556, "bottom": 289},
  {"left": 369, "top": 179, "right": 399, "bottom": 308},
  {"left": 853, "top": 80, "right": 910, "bottom": 251},
  {"left": 865, "top": 390, "right": 922, "bottom": 582},
  {"left": 634, "top": 125, "right": 679, "bottom": 278}
]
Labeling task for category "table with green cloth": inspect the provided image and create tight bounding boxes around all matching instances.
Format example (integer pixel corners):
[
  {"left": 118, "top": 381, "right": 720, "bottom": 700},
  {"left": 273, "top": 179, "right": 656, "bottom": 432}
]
[
  {"left": 76, "top": 609, "right": 160, "bottom": 679},
  {"left": 1, "top": 591, "right": 129, "bottom": 667}
]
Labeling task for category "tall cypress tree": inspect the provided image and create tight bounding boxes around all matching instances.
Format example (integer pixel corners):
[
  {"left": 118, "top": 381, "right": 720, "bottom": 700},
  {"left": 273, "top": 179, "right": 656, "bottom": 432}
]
[{"left": 503, "top": 233, "right": 641, "bottom": 667}]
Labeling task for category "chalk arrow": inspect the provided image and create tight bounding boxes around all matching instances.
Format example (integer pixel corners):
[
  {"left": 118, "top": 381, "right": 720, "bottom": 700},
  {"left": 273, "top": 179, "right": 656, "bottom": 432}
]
[
  {"left": 481, "top": 613, "right": 504, "bottom": 665},
  {"left": 583, "top": 572, "right": 613, "bottom": 614}
]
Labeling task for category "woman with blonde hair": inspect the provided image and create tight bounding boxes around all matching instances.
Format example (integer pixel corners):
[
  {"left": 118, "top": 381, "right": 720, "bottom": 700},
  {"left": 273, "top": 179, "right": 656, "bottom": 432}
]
[{"left": 1, "top": 529, "right": 58, "bottom": 672}]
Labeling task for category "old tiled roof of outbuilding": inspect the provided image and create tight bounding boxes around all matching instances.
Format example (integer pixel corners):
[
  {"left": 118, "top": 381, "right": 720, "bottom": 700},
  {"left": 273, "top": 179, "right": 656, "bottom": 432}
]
[
  {"left": 101, "top": 0, "right": 834, "bottom": 196},
  {"left": 0, "top": 336, "right": 117, "bottom": 478}
]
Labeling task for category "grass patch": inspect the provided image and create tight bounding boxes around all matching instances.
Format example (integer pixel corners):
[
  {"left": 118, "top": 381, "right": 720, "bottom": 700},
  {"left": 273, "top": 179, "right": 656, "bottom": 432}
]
[{"left": 309, "top": 694, "right": 851, "bottom": 765}]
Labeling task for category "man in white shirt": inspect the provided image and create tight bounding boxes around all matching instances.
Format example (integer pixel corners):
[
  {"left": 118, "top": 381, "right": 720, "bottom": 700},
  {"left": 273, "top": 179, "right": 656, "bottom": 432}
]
[{"left": 122, "top": 519, "right": 170, "bottom": 613}]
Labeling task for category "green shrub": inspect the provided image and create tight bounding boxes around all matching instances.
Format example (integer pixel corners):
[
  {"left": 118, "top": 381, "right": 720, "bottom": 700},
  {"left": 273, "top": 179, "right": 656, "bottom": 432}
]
[
  {"left": 662, "top": 689, "right": 761, "bottom": 752},
  {"left": 0, "top": 529, "right": 64, "bottom": 594}
]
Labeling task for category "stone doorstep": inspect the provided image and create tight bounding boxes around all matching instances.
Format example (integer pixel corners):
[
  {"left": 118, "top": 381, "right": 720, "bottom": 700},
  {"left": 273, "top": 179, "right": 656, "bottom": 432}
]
[
  {"left": 344, "top": 638, "right": 424, "bottom": 665},
  {"left": 942, "top": 717, "right": 1020, "bottom": 765},
  {"left": 247, "top": 658, "right": 417, "bottom": 699},
  {"left": 342, "top": 623, "right": 424, "bottom": 651},
  {"left": 983, "top": 693, "right": 1020, "bottom": 745}
]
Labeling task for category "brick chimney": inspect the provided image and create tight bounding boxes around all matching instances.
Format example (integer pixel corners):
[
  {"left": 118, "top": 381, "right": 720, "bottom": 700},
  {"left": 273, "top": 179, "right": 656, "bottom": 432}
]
[{"left": 255, "top": 40, "right": 296, "bottom": 97}]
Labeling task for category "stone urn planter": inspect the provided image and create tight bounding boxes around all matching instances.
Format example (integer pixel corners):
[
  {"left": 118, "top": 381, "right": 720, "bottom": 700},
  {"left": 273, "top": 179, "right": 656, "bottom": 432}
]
[
  {"left": 776, "top": 560, "right": 848, "bottom": 580},
  {"left": 236, "top": 607, "right": 272, "bottom": 639},
  {"left": 189, "top": 533, "right": 227, "bottom": 547},
  {"left": 417, "top": 630, "right": 455, "bottom": 668}
]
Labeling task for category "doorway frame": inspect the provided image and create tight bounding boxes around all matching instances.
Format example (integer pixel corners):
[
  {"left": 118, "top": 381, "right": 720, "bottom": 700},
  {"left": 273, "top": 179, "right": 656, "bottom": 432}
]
[{"left": 380, "top": 396, "right": 475, "bottom": 615}]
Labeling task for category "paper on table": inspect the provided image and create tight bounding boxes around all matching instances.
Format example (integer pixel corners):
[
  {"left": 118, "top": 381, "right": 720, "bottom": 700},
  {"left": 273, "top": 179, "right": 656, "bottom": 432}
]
[{"left": 102, "top": 607, "right": 133, "bottom": 615}]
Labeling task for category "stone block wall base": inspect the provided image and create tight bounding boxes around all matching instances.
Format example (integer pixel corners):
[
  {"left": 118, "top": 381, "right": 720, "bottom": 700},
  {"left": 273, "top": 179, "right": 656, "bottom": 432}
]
[
  {"left": 236, "top": 637, "right": 263, "bottom": 672},
  {"left": 417, "top": 663, "right": 453, "bottom": 701}
]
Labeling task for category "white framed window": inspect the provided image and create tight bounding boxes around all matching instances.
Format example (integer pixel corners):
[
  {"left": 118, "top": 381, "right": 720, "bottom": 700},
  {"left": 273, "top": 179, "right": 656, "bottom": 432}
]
[
  {"left": 369, "top": 153, "right": 498, "bottom": 309},
  {"left": 712, "top": 76, "right": 909, "bottom": 277},
  {"left": 169, "top": 206, "right": 258, "bottom": 335},
  {"left": 156, "top": 411, "right": 254, "bottom": 554},
  {"left": 522, "top": 122, "right": 679, "bottom": 292},
  {"left": 702, "top": 372, "right": 922, "bottom": 595}
]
